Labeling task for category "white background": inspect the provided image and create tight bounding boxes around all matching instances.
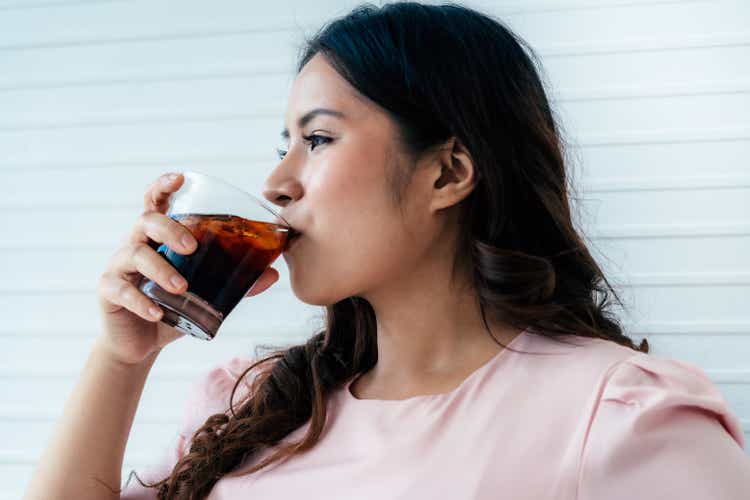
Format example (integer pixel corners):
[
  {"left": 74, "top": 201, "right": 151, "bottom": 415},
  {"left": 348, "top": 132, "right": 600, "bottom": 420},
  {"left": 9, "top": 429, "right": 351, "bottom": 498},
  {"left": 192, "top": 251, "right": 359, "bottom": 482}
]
[{"left": 1, "top": 0, "right": 749, "bottom": 498}]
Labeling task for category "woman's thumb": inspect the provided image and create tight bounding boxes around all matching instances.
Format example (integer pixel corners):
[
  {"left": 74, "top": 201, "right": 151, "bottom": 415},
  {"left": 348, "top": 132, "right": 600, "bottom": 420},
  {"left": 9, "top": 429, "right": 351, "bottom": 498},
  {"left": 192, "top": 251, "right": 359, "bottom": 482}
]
[{"left": 244, "top": 267, "right": 280, "bottom": 297}]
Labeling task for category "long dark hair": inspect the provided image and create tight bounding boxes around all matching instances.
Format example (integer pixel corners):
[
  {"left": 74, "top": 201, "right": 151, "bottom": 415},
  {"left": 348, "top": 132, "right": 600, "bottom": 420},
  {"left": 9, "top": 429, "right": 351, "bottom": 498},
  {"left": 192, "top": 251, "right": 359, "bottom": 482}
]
[{"left": 122, "top": 2, "right": 648, "bottom": 498}]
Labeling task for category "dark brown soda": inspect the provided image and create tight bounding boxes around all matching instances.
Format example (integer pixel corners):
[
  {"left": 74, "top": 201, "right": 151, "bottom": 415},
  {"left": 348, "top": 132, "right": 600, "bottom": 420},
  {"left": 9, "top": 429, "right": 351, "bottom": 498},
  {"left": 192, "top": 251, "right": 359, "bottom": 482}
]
[{"left": 140, "top": 213, "right": 294, "bottom": 340}]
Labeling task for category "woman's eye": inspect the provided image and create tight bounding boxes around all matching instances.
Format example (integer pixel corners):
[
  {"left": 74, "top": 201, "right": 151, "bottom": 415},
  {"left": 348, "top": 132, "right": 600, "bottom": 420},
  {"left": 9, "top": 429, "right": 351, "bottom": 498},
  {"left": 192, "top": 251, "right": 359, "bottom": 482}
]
[
  {"left": 304, "top": 134, "right": 332, "bottom": 151},
  {"left": 276, "top": 135, "right": 331, "bottom": 160}
]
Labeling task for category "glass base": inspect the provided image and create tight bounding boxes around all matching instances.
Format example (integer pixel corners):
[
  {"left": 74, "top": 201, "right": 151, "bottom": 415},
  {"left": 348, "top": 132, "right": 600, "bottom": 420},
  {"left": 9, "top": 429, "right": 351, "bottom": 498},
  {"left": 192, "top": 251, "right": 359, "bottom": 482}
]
[{"left": 138, "top": 277, "right": 224, "bottom": 341}]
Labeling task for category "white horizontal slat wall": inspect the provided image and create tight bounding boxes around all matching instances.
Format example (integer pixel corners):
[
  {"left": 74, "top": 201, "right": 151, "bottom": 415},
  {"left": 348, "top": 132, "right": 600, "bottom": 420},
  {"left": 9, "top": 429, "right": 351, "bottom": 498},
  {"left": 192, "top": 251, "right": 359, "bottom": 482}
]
[{"left": 1, "top": 0, "right": 749, "bottom": 498}]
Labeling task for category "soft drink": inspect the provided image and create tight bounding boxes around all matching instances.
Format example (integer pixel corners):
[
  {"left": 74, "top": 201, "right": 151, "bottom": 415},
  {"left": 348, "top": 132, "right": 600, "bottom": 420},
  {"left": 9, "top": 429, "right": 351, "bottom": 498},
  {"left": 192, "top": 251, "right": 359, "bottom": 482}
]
[{"left": 138, "top": 212, "right": 294, "bottom": 340}]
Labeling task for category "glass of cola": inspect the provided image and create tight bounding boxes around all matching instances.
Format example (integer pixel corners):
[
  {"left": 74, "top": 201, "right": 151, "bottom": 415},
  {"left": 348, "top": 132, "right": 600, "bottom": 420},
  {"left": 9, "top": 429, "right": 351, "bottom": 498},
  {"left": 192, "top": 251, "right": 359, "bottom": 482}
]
[{"left": 137, "top": 170, "right": 298, "bottom": 341}]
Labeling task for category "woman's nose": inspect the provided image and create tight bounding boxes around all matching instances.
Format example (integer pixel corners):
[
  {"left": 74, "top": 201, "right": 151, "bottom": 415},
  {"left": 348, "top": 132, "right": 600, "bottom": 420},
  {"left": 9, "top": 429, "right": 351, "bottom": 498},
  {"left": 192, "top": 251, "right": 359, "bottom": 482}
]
[{"left": 262, "top": 180, "right": 301, "bottom": 209}]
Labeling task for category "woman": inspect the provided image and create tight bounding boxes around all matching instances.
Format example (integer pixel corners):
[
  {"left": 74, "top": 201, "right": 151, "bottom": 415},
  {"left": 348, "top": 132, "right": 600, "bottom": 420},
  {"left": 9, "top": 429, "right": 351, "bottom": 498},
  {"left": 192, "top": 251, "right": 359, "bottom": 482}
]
[{"left": 24, "top": 2, "right": 749, "bottom": 499}]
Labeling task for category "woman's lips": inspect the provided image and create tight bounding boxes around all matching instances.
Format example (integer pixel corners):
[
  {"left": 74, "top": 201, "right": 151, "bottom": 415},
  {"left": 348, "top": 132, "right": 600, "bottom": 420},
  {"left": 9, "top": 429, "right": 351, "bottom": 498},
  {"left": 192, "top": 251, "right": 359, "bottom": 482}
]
[{"left": 284, "top": 233, "right": 302, "bottom": 252}]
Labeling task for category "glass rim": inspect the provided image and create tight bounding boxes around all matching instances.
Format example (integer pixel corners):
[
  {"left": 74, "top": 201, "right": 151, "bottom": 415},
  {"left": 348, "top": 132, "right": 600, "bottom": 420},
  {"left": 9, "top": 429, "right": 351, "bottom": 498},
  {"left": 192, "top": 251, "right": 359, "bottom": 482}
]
[{"left": 179, "top": 170, "right": 292, "bottom": 229}]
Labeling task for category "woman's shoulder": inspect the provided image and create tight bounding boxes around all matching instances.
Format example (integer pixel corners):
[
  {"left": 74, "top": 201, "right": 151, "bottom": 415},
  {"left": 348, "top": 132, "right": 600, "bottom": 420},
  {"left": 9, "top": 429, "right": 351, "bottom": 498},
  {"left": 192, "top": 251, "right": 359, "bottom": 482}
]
[
  {"left": 554, "top": 334, "right": 741, "bottom": 439},
  {"left": 517, "top": 334, "right": 749, "bottom": 496},
  {"left": 519, "top": 332, "right": 743, "bottom": 445},
  {"left": 179, "top": 354, "right": 277, "bottom": 433},
  {"left": 575, "top": 347, "right": 750, "bottom": 498},
  {"left": 594, "top": 349, "right": 745, "bottom": 447},
  {"left": 518, "top": 330, "right": 645, "bottom": 377}
]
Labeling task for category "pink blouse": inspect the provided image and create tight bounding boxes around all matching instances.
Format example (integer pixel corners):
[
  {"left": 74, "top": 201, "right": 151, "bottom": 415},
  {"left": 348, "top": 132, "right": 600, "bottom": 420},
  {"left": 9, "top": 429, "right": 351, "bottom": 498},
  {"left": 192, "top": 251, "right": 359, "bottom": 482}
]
[{"left": 121, "top": 328, "right": 750, "bottom": 499}]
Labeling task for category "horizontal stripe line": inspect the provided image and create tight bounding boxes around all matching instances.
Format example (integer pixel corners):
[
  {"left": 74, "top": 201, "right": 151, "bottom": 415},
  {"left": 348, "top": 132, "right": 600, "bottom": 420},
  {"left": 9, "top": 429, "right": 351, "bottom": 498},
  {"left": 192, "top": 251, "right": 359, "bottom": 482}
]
[
  {"left": 0, "top": 450, "right": 156, "bottom": 467},
  {"left": 0, "top": 330, "right": 307, "bottom": 342},
  {"left": 0, "top": 282, "right": 289, "bottom": 293},
  {"left": 633, "top": 322, "right": 750, "bottom": 336},
  {"left": 3, "top": 111, "right": 749, "bottom": 147},
  {"left": 0, "top": 61, "right": 289, "bottom": 92},
  {"left": 0, "top": 362, "right": 307, "bottom": 376},
  {"left": 705, "top": 370, "right": 750, "bottom": 385},
  {"left": 0, "top": 372, "right": 750, "bottom": 385},
  {"left": 4, "top": 363, "right": 750, "bottom": 382},
  {"left": 3, "top": 442, "right": 750, "bottom": 472},
  {"left": 2, "top": 408, "right": 749, "bottom": 431},
  {"left": 582, "top": 174, "right": 750, "bottom": 193},
  {"left": 4, "top": 271, "right": 750, "bottom": 294},
  {"left": 0, "top": 280, "right": 296, "bottom": 294},
  {"left": 0, "top": 327, "right": 311, "bottom": 341},
  {"left": 580, "top": 125, "right": 750, "bottom": 146},
  {"left": 592, "top": 222, "right": 750, "bottom": 239},
  {"left": 1, "top": 319, "right": 746, "bottom": 335},
  {"left": 0, "top": 0, "right": 703, "bottom": 14},
  {"left": 543, "top": 31, "right": 750, "bottom": 57},
  {"left": 0, "top": 23, "right": 301, "bottom": 52},
  {"left": 495, "top": 0, "right": 708, "bottom": 15},
  {"left": 0, "top": 185, "right": 750, "bottom": 210},
  {"left": 1, "top": 222, "right": 748, "bottom": 252},
  {"left": 0, "top": 363, "right": 304, "bottom": 380},
  {"left": 2, "top": 322, "right": 749, "bottom": 340},
  {"left": 0, "top": 153, "right": 272, "bottom": 171},
  {"left": 0, "top": 0, "right": 123, "bottom": 11},
  {"left": 0, "top": 407, "right": 181, "bottom": 423},
  {"left": 1, "top": 402, "right": 748, "bottom": 425},
  {"left": 0, "top": 153, "right": 748, "bottom": 180},
  {"left": 0, "top": 109, "right": 279, "bottom": 132},
  {"left": 560, "top": 79, "right": 750, "bottom": 102},
  {"left": 2, "top": 89, "right": 749, "bottom": 130},
  {"left": 6, "top": 175, "right": 746, "bottom": 197},
  {"left": 3, "top": 353, "right": 748, "bottom": 381},
  {"left": 0, "top": 173, "right": 747, "bottom": 211},
  {"left": 5, "top": 66, "right": 747, "bottom": 98},
  {"left": 4, "top": 127, "right": 750, "bottom": 171},
  {"left": 1, "top": 19, "right": 746, "bottom": 55},
  {"left": 3, "top": 66, "right": 748, "bottom": 101},
  {"left": 614, "top": 272, "right": 750, "bottom": 287},
  {"left": 4, "top": 84, "right": 750, "bottom": 128}
]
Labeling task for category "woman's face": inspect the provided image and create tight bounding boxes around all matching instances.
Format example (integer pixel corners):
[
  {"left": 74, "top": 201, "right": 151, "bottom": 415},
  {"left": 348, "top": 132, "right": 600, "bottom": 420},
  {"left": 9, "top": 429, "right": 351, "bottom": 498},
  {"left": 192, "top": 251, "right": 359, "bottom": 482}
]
[{"left": 263, "top": 53, "right": 441, "bottom": 305}]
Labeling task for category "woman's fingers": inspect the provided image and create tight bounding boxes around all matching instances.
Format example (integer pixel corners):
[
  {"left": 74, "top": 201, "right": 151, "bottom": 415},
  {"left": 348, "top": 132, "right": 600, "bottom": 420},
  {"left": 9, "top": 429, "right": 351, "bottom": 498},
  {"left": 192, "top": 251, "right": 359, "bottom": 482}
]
[
  {"left": 98, "top": 272, "right": 164, "bottom": 321},
  {"left": 119, "top": 172, "right": 279, "bottom": 301},
  {"left": 127, "top": 210, "right": 197, "bottom": 256},
  {"left": 144, "top": 172, "right": 184, "bottom": 213},
  {"left": 111, "top": 210, "right": 197, "bottom": 296},
  {"left": 245, "top": 267, "right": 280, "bottom": 297}
]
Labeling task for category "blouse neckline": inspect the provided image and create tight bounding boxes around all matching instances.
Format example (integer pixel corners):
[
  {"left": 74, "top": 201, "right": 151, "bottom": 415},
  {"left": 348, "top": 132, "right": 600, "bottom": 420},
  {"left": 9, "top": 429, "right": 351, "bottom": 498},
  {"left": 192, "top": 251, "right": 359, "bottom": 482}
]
[{"left": 342, "top": 326, "right": 530, "bottom": 405}]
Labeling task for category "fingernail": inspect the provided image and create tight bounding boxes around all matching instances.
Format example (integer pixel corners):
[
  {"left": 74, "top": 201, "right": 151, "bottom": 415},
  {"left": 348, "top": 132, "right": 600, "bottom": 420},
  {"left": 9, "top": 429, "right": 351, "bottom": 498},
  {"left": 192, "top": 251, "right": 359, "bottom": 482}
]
[
  {"left": 162, "top": 173, "right": 178, "bottom": 184},
  {"left": 170, "top": 275, "right": 186, "bottom": 289}
]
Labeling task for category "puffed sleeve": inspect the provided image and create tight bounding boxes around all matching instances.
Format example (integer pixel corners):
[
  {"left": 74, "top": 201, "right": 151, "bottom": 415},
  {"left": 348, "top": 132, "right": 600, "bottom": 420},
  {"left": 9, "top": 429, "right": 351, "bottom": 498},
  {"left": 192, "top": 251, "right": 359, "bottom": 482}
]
[
  {"left": 120, "top": 355, "right": 264, "bottom": 499},
  {"left": 577, "top": 352, "right": 750, "bottom": 500}
]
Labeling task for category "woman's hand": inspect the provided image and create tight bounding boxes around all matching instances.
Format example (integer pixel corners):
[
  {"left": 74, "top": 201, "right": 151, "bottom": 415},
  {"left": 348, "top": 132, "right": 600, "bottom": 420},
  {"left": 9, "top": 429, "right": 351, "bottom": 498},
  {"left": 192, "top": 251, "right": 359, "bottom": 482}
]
[{"left": 95, "top": 172, "right": 279, "bottom": 365}]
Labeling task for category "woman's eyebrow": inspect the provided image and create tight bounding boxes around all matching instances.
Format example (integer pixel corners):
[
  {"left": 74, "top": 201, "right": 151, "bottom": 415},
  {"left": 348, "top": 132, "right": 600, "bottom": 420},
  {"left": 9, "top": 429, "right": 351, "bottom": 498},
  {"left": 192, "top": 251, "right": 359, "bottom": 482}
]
[{"left": 281, "top": 108, "right": 346, "bottom": 139}]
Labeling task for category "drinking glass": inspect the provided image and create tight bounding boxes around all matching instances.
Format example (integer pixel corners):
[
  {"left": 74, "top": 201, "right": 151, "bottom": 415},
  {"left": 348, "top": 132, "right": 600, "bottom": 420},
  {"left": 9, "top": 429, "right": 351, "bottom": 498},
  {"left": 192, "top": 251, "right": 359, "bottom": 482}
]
[{"left": 137, "top": 170, "right": 296, "bottom": 340}]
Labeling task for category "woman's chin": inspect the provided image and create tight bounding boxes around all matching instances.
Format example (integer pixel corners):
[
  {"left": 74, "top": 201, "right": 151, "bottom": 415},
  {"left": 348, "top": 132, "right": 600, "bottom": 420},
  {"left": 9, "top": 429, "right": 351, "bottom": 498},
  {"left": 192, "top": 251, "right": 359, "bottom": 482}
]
[
  {"left": 288, "top": 278, "right": 344, "bottom": 307},
  {"left": 289, "top": 279, "right": 327, "bottom": 306}
]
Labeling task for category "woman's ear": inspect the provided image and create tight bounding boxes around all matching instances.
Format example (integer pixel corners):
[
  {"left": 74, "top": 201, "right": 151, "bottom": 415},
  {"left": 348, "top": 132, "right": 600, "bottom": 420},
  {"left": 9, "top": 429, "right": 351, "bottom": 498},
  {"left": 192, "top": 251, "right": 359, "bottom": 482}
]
[{"left": 429, "top": 137, "right": 477, "bottom": 213}]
